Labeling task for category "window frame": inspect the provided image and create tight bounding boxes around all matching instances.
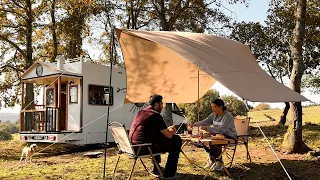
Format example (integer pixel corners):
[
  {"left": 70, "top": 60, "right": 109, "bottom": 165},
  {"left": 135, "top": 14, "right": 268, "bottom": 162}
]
[
  {"left": 88, "top": 84, "right": 114, "bottom": 106},
  {"left": 69, "top": 85, "right": 78, "bottom": 104},
  {"left": 46, "top": 87, "right": 55, "bottom": 107}
]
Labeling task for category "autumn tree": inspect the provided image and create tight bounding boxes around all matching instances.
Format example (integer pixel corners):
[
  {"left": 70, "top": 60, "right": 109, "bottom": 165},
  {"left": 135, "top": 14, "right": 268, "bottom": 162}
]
[
  {"left": 58, "top": 0, "right": 100, "bottom": 59},
  {"left": 0, "top": 0, "right": 36, "bottom": 111}
]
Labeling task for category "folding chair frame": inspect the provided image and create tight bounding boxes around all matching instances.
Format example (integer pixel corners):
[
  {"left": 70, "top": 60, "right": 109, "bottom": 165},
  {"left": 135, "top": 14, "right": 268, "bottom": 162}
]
[
  {"left": 226, "top": 118, "right": 252, "bottom": 168},
  {"left": 109, "top": 122, "right": 164, "bottom": 180}
]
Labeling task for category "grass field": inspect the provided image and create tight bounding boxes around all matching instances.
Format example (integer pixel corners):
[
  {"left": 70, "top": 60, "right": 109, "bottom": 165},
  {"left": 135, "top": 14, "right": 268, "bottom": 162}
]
[{"left": 0, "top": 106, "right": 319, "bottom": 180}]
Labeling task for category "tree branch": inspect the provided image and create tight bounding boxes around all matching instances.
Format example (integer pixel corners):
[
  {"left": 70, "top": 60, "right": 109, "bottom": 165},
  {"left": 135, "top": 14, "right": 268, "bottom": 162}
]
[
  {"left": 11, "top": 0, "right": 25, "bottom": 9},
  {"left": 0, "top": 8, "right": 26, "bottom": 19},
  {"left": 266, "top": 63, "right": 276, "bottom": 79},
  {"left": 136, "top": 17, "right": 157, "bottom": 29},
  {"left": 0, "top": 34, "right": 27, "bottom": 58}
]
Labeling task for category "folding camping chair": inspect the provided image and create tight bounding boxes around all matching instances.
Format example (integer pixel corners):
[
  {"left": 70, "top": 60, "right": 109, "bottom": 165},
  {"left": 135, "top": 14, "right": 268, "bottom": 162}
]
[
  {"left": 227, "top": 117, "right": 252, "bottom": 167},
  {"left": 108, "top": 122, "right": 163, "bottom": 179}
]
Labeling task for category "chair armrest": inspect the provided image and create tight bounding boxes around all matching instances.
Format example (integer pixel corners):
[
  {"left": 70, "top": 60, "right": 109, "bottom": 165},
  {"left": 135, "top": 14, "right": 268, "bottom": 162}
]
[{"left": 131, "top": 143, "right": 152, "bottom": 147}]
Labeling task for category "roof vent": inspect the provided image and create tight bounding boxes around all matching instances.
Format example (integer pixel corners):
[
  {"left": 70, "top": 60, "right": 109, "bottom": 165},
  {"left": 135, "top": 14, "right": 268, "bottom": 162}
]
[{"left": 56, "top": 55, "right": 66, "bottom": 71}]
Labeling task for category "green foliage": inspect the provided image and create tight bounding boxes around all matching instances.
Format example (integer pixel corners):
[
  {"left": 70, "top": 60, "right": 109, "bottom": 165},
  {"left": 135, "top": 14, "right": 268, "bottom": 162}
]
[
  {"left": 178, "top": 89, "right": 220, "bottom": 123},
  {"left": 303, "top": 73, "right": 320, "bottom": 94},
  {"left": 0, "top": 121, "right": 19, "bottom": 134},
  {"left": 0, "top": 131, "right": 12, "bottom": 141},
  {"left": 0, "top": 121, "right": 19, "bottom": 141},
  {"left": 253, "top": 103, "right": 271, "bottom": 111},
  {"left": 221, "top": 95, "right": 248, "bottom": 116},
  {"left": 178, "top": 91, "right": 249, "bottom": 122}
]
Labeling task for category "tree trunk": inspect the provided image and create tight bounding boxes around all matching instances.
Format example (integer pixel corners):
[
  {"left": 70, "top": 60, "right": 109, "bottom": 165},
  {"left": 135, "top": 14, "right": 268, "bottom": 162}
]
[
  {"left": 159, "top": 0, "right": 169, "bottom": 31},
  {"left": 266, "top": 64, "right": 290, "bottom": 125},
  {"left": 281, "top": 0, "right": 311, "bottom": 154},
  {"left": 279, "top": 102, "right": 290, "bottom": 125},
  {"left": 25, "top": 0, "right": 34, "bottom": 130},
  {"left": 51, "top": 0, "right": 58, "bottom": 62},
  {"left": 156, "top": 0, "right": 173, "bottom": 125},
  {"left": 162, "top": 103, "right": 173, "bottom": 126}
]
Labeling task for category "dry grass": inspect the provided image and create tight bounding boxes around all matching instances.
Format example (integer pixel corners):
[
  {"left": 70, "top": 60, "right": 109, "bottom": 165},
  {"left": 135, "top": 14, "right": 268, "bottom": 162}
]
[{"left": 0, "top": 106, "right": 320, "bottom": 180}]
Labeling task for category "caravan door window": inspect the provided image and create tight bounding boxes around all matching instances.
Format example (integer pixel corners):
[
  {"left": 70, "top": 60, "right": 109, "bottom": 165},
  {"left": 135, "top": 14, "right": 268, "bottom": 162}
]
[
  {"left": 88, "top": 85, "right": 113, "bottom": 105},
  {"left": 46, "top": 88, "right": 54, "bottom": 106},
  {"left": 69, "top": 85, "right": 78, "bottom": 103}
]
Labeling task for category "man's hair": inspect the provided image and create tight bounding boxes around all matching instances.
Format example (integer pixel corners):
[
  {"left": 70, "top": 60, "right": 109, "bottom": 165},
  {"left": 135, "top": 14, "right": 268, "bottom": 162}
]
[
  {"left": 211, "top": 98, "right": 227, "bottom": 111},
  {"left": 149, "top": 94, "right": 163, "bottom": 107}
]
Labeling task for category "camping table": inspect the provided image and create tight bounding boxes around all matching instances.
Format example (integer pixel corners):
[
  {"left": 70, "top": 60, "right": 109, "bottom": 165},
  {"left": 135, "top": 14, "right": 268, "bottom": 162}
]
[{"left": 179, "top": 135, "right": 236, "bottom": 176}]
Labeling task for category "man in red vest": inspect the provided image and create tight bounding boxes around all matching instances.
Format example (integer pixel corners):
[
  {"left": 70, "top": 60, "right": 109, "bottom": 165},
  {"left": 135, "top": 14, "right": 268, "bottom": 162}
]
[{"left": 129, "top": 94, "right": 182, "bottom": 179}]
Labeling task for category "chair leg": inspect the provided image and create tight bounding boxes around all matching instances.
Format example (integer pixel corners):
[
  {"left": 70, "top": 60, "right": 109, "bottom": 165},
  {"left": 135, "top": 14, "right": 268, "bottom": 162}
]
[
  {"left": 181, "top": 150, "right": 195, "bottom": 167},
  {"left": 181, "top": 141, "right": 188, "bottom": 148},
  {"left": 148, "top": 147, "right": 164, "bottom": 179},
  {"left": 229, "top": 144, "right": 237, "bottom": 168},
  {"left": 217, "top": 147, "right": 231, "bottom": 177},
  {"left": 112, "top": 154, "right": 121, "bottom": 179},
  {"left": 222, "top": 162, "right": 231, "bottom": 177},
  {"left": 245, "top": 142, "right": 252, "bottom": 163},
  {"left": 128, "top": 159, "right": 138, "bottom": 180},
  {"left": 139, "top": 159, "right": 151, "bottom": 176}
]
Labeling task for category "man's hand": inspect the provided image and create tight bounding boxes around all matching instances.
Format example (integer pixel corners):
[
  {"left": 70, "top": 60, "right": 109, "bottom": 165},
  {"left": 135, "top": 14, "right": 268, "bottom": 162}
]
[
  {"left": 200, "top": 126, "right": 208, "bottom": 131},
  {"left": 168, "top": 125, "right": 177, "bottom": 134},
  {"left": 161, "top": 126, "right": 176, "bottom": 138}
]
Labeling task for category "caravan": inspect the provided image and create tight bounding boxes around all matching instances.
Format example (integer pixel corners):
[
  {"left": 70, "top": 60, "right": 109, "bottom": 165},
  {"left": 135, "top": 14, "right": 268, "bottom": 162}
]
[{"left": 19, "top": 57, "right": 186, "bottom": 145}]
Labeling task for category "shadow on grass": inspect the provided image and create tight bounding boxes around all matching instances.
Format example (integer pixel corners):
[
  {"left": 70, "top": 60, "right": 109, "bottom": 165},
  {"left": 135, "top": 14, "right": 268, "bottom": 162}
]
[
  {"left": 229, "top": 159, "right": 320, "bottom": 180},
  {"left": 174, "top": 173, "right": 219, "bottom": 180},
  {"left": 111, "top": 172, "right": 219, "bottom": 180},
  {"left": 0, "top": 142, "right": 118, "bottom": 161}
]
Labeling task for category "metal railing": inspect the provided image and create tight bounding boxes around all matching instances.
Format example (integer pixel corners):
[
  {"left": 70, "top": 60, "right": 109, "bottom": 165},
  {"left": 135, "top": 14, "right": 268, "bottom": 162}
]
[{"left": 46, "top": 107, "right": 60, "bottom": 132}]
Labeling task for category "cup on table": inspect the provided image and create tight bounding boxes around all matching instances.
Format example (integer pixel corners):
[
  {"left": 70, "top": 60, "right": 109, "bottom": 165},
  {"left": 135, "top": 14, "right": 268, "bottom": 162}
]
[{"left": 184, "top": 130, "right": 188, "bottom": 136}]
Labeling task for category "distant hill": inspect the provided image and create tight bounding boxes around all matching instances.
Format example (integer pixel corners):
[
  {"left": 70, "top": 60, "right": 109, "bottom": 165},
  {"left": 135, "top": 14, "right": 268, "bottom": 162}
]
[{"left": 0, "top": 113, "right": 19, "bottom": 123}]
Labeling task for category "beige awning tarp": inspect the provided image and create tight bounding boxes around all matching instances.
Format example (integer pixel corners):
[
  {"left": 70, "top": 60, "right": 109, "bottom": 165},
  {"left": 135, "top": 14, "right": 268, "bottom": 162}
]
[{"left": 116, "top": 29, "right": 308, "bottom": 103}]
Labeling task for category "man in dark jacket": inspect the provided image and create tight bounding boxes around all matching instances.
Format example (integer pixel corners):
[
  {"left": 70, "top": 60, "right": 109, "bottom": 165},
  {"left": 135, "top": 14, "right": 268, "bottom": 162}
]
[{"left": 129, "top": 94, "right": 182, "bottom": 179}]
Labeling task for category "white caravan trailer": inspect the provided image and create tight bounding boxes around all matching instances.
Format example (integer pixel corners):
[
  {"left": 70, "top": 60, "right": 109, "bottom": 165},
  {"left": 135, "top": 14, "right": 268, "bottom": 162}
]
[{"left": 19, "top": 57, "right": 186, "bottom": 145}]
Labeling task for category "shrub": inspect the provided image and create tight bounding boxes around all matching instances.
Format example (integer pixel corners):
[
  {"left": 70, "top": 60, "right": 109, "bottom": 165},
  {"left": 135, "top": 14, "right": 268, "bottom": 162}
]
[
  {"left": 0, "top": 131, "right": 13, "bottom": 141},
  {"left": 221, "top": 95, "right": 248, "bottom": 116},
  {"left": 0, "top": 121, "right": 19, "bottom": 134},
  {"left": 253, "top": 103, "right": 271, "bottom": 111},
  {"left": 178, "top": 89, "right": 220, "bottom": 123}
]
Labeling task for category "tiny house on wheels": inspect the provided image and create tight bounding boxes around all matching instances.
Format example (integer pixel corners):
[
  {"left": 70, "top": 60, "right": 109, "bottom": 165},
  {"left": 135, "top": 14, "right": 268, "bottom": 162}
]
[{"left": 19, "top": 57, "right": 186, "bottom": 145}]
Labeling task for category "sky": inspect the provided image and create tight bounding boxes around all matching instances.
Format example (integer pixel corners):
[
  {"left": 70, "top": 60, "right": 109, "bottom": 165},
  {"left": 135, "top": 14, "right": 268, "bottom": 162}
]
[
  {"left": 218, "top": 0, "right": 270, "bottom": 24},
  {"left": 0, "top": 0, "right": 319, "bottom": 113}
]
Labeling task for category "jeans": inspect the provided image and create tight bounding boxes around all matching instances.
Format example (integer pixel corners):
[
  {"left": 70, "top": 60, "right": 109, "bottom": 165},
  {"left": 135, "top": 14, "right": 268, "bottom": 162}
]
[{"left": 152, "top": 135, "right": 182, "bottom": 177}]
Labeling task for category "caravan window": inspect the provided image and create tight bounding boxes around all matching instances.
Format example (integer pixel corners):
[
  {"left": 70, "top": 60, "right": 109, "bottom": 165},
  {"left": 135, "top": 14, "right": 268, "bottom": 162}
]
[{"left": 88, "top": 85, "right": 113, "bottom": 105}]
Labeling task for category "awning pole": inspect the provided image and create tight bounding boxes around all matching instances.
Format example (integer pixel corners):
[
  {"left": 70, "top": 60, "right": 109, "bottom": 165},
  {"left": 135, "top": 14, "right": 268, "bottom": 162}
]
[
  {"left": 103, "top": 27, "right": 115, "bottom": 180},
  {"left": 197, "top": 71, "right": 200, "bottom": 136}
]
